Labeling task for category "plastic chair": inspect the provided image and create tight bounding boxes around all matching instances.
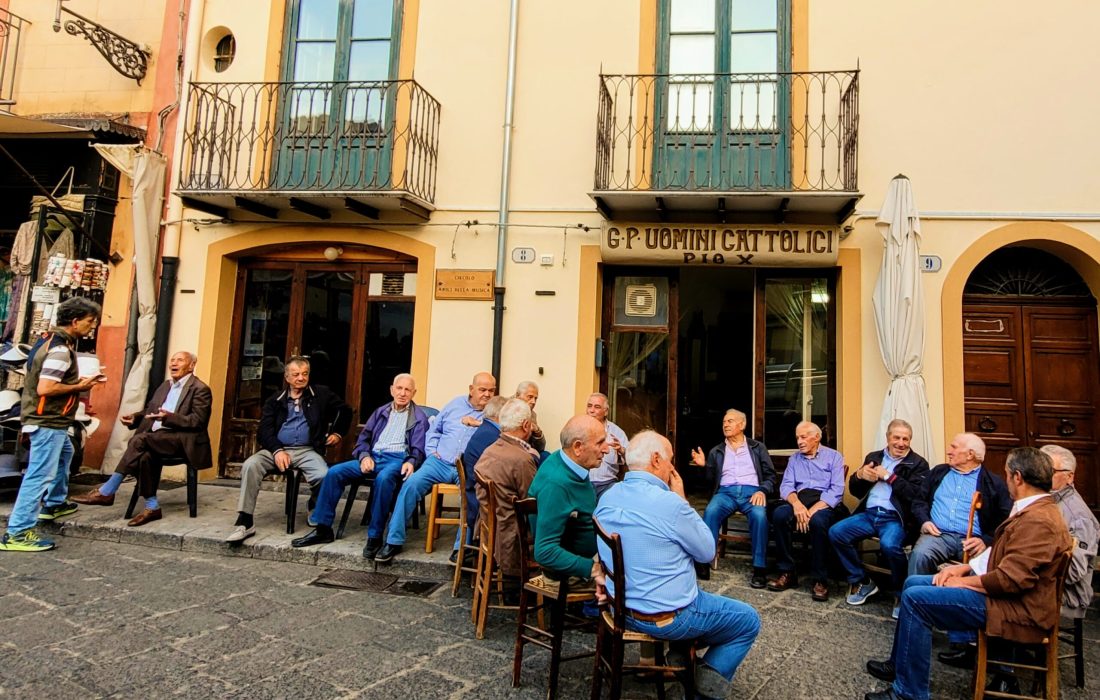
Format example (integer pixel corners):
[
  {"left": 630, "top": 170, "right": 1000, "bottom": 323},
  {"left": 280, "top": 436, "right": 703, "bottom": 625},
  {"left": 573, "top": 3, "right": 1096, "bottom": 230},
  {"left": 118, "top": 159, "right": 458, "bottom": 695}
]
[{"left": 125, "top": 459, "right": 199, "bottom": 519}]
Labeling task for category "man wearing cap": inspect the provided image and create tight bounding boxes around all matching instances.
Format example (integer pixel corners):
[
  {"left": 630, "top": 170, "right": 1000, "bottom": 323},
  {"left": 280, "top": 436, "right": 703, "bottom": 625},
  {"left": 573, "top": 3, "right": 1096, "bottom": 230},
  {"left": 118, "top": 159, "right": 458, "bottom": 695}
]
[
  {"left": 73, "top": 351, "right": 212, "bottom": 527},
  {"left": 0, "top": 297, "right": 104, "bottom": 552}
]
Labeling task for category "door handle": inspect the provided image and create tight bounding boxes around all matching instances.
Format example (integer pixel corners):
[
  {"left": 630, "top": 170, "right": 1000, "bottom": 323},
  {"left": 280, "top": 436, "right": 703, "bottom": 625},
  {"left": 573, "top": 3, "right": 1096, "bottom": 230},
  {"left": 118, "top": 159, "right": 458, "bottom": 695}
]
[
  {"left": 1058, "top": 419, "right": 1077, "bottom": 437},
  {"left": 977, "top": 416, "right": 997, "bottom": 433}
]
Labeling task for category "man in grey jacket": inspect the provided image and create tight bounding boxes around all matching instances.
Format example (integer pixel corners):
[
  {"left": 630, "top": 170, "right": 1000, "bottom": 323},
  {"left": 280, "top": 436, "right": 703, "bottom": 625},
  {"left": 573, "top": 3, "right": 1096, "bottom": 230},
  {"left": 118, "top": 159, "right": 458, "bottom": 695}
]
[{"left": 1041, "top": 444, "right": 1098, "bottom": 619}]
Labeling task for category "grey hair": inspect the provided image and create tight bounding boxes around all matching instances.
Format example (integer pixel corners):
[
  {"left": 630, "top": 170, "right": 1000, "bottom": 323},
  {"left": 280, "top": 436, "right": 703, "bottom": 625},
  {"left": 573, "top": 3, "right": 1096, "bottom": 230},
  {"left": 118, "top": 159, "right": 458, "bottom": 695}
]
[
  {"left": 174, "top": 350, "right": 198, "bottom": 365},
  {"left": 723, "top": 409, "right": 747, "bottom": 424},
  {"left": 587, "top": 392, "right": 608, "bottom": 403},
  {"left": 959, "top": 433, "right": 986, "bottom": 462},
  {"left": 498, "top": 398, "right": 532, "bottom": 432},
  {"left": 481, "top": 395, "right": 508, "bottom": 422},
  {"left": 1040, "top": 444, "right": 1076, "bottom": 473},
  {"left": 284, "top": 356, "right": 310, "bottom": 375},
  {"left": 625, "top": 430, "right": 672, "bottom": 471},
  {"left": 515, "top": 380, "right": 539, "bottom": 396},
  {"left": 795, "top": 420, "right": 822, "bottom": 438},
  {"left": 886, "top": 418, "right": 913, "bottom": 436},
  {"left": 392, "top": 372, "right": 415, "bottom": 387}
]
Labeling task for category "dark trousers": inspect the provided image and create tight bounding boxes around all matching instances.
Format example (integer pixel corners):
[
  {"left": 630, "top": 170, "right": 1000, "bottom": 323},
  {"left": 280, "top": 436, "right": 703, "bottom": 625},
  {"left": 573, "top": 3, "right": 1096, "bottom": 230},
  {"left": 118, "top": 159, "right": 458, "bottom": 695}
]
[
  {"left": 115, "top": 432, "right": 187, "bottom": 498},
  {"left": 464, "top": 455, "right": 478, "bottom": 543},
  {"left": 772, "top": 502, "right": 838, "bottom": 583}
]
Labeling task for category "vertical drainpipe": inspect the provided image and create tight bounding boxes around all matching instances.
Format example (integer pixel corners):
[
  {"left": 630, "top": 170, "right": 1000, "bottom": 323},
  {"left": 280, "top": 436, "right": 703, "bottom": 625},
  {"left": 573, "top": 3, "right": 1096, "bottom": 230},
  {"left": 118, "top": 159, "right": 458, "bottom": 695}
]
[{"left": 492, "top": 0, "right": 520, "bottom": 380}]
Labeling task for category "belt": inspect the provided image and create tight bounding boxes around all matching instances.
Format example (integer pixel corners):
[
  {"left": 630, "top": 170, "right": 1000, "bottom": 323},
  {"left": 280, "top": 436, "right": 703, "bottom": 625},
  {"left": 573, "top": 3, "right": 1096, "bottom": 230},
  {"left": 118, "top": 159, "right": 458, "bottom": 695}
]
[{"left": 627, "top": 608, "right": 678, "bottom": 624}]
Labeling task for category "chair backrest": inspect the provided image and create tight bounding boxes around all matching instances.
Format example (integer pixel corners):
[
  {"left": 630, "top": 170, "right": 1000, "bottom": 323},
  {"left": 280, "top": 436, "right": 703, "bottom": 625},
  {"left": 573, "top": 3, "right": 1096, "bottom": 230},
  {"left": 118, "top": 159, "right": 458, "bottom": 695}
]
[
  {"left": 513, "top": 496, "right": 538, "bottom": 581},
  {"left": 475, "top": 472, "right": 499, "bottom": 544},
  {"left": 593, "top": 516, "right": 628, "bottom": 632},
  {"left": 455, "top": 456, "right": 467, "bottom": 520},
  {"left": 1053, "top": 543, "right": 1074, "bottom": 613}
]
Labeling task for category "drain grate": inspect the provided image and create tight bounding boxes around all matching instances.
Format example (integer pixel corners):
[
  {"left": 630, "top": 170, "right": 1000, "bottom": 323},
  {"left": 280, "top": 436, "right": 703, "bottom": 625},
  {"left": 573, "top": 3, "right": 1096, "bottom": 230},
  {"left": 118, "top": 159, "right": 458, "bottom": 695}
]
[
  {"left": 311, "top": 570, "right": 399, "bottom": 591},
  {"left": 388, "top": 579, "right": 444, "bottom": 597}
]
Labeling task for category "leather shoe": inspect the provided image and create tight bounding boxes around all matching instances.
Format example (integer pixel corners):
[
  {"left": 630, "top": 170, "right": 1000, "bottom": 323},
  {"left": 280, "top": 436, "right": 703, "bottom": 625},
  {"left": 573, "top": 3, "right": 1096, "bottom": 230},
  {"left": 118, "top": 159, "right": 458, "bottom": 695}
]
[
  {"left": 767, "top": 571, "right": 798, "bottom": 592},
  {"left": 986, "top": 673, "right": 1020, "bottom": 696},
  {"left": 363, "top": 538, "right": 383, "bottom": 560},
  {"left": 750, "top": 570, "right": 768, "bottom": 589},
  {"left": 375, "top": 543, "right": 402, "bottom": 564},
  {"left": 291, "top": 526, "right": 334, "bottom": 548},
  {"left": 865, "top": 688, "right": 905, "bottom": 700},
  {"left": 937, "top": 644, "right": 976, "bottom": 669},
  {"left": 72, "top": 490, "right": 115, "bottom": 506},
  {"left": 865, "top": 659, "right": 896, "bottom": 682},
  {"left": 812, "top": 581, "right": 830, "bottom": 602},
  {"left": 127, "top": 508, "right": 162, "bottom": 527}
]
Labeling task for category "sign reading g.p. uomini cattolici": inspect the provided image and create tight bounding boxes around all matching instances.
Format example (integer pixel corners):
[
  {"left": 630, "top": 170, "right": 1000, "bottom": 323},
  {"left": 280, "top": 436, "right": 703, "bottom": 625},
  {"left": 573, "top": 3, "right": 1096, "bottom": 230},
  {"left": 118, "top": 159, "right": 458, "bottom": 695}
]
[{"left": 602, "top": 224, "right": 839, "bottom": 266}]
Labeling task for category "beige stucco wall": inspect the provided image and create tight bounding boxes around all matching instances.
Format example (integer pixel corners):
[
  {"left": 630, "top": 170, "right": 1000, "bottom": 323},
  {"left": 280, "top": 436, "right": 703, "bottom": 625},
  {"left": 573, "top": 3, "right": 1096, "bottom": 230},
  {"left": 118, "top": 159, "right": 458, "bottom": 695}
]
[
  {"left": 170, "top": 0, "right": 1100, "bottom": 467},
  {"left": 6, "top": 0, "right": 166, "bottom": 116}
]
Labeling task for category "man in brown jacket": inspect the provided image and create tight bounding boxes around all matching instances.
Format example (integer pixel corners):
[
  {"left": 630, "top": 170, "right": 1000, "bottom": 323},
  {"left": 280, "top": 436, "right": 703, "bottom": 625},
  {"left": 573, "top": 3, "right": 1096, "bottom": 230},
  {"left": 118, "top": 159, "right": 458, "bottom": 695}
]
[
  {"left": 474, "top": 397, "right": 540, "bottom": 577},
  {"left": 863, "top": 447, "right": 1072, "bottom": 700}
]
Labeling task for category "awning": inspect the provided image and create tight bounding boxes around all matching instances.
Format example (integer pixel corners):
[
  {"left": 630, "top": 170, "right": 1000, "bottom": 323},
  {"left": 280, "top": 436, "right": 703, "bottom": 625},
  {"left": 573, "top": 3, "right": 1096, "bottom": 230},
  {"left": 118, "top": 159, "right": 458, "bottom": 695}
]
[{"left": 0, "top": 111, "right": 91, "bottom": 137}]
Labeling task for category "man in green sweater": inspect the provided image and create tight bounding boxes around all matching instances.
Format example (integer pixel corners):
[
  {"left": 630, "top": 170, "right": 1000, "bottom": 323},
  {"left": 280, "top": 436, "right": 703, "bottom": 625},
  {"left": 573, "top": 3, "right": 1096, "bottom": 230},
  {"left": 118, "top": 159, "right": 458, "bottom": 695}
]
[{"left": 528, "top": 415, "right": 609, "bottom": 581}]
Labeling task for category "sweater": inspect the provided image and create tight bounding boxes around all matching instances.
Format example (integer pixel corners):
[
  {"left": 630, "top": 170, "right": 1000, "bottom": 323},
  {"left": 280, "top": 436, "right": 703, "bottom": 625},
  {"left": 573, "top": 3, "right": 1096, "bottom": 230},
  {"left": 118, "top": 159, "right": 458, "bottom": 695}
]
[{"left": 528, "top": 450, "right": 597, "bottom": 580}]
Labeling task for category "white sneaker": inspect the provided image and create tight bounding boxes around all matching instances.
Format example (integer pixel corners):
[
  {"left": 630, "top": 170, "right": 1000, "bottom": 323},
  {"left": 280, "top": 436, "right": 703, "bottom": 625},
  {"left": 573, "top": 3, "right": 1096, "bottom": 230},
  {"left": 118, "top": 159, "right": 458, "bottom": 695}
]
[{"left": 225, "top": 525, "right": 256, "bottom": 544}]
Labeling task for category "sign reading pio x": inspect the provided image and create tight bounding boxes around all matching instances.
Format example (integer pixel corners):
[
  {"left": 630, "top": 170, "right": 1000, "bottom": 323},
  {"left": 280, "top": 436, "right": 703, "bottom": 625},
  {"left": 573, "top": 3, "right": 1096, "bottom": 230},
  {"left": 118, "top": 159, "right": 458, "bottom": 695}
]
[{"left": 601, "top": 225, "right": 839, "bottom": 266}]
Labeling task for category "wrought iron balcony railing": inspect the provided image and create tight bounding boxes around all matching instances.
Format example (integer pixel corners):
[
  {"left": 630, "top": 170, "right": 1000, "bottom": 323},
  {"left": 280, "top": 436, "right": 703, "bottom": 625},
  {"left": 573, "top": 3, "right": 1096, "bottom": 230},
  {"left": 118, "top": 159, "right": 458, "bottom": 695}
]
[
  {"left": 594, "top": 70, "right": 859, "bottom": 194},
  {"left": 178, "top": 79, "right": 440, "bottom": 205},
  {"left": 0, "top": 8, "right": 28, "bottom": 106}
]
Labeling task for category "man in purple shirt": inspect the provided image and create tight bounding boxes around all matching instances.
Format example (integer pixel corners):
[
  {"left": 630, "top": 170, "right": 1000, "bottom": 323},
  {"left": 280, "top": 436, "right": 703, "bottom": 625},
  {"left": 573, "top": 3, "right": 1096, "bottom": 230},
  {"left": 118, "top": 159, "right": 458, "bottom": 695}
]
[
  {"left": 376, "top": 371, "right": 496, "bottom": 564},
  {"left": 768, "top": 421, "right": 846, "bottom": 601}
]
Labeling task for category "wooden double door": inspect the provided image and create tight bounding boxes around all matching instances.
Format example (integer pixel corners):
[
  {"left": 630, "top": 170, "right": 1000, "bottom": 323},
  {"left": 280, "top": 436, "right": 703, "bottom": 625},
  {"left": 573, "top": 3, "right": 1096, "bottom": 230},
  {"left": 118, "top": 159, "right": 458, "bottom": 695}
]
[{"left": 963, "top": 299, "right": 1100, "bottom": 510}]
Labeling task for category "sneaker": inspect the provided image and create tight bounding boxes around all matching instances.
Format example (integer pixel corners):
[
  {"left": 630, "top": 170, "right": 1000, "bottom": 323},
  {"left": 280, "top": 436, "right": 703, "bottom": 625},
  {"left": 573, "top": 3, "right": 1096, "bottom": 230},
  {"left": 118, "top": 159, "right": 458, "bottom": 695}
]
[
  {"left": 225, "top": 525, "right": 256, "bottom": 544},
  {"left": 845, "top": 580, "right": 879, "bottom": 606},
  {"left": 38, "top": 501, "right": 79, "bottom": 521},
  {"left": 891, "top": 598, "right": 900, "bottom": 620},
  {"left": 0, "top": 530, "right": 56, "bottom": 552}
]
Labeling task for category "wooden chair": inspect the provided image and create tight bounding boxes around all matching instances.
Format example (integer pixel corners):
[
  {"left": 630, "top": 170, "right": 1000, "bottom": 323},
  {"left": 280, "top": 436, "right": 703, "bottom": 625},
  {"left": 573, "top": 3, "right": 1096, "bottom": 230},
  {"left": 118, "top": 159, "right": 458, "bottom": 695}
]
[
  {"left": 452, "top": 457, "right": 480, "bottom": 595},
  {"left": 591, "top": 517, "right": 695, "bottom": 700},
  {"left": 425, "top": 478, "right": 462, "bottom": 553},
  {"left": 1057, "top": 617, "right": 1085, "bottom": 689},
  {"left": 511, "top": 497, "right": 596, "bottom": 700},
  {"left": 124, "top": 459, "right": 200, "bottom": 520},
  {"left": 972, "top": 547, "right": 1074, "bottom": 700},
  {"left": 471, "top": 474, "right": 517, "bottom": 638},
  {"left": 714, "top": 511, "right": 751, "bottom": 569},
  {"left": 854, "top": 536, "right": 894, "bottom": 578}
]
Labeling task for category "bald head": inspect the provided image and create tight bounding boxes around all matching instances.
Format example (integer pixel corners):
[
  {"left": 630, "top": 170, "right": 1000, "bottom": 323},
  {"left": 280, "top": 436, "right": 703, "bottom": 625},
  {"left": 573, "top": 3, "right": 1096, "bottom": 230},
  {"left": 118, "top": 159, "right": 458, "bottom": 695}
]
[
  {"left": 560, "top": 415, "right": 608, "bottom": 469},
  {"left": 468, "top": 372, "right": 497, "bottom": 410}
]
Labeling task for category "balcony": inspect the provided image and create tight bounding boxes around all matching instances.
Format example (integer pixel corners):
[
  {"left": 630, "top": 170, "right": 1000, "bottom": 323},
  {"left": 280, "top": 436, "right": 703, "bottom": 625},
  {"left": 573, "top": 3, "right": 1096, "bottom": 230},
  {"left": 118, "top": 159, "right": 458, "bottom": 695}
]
[
  {"left": 177, "top": 79, "right": 440, "bottom": 222},
  {"left": 592, "top": 70, "right": 860, "bottom": 223},
  {"left": 0, "top": 8, "right": 28, "bottom": 106}
]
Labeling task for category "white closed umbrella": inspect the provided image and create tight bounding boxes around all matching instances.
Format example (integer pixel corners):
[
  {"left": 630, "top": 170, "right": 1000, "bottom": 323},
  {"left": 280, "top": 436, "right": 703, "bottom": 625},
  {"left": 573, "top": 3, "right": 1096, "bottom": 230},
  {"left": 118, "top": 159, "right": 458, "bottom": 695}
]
[{"left": 872, "top": 175, "right": 936, "bottom": 462}]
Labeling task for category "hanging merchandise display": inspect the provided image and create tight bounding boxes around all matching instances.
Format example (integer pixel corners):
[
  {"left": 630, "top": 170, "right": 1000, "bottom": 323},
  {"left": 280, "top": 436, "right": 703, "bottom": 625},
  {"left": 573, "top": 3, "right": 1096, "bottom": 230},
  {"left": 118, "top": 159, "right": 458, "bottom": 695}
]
[{"left": 27, "top": 253, "right": 108, "bottom": 338}]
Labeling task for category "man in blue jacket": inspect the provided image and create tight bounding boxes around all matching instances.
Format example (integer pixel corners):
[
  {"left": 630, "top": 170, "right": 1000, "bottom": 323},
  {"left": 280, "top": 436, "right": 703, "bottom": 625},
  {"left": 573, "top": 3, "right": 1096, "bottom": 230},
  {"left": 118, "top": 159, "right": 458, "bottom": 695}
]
[{"left": 291, "top": 373, "right": 428, "bottom": 556}]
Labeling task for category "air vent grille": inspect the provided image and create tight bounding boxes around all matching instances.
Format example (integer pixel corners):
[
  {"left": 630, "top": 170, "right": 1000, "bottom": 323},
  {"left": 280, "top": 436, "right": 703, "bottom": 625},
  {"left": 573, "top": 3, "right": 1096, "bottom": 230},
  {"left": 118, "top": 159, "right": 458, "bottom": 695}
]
[{"left": 624, "top": 284, "right": 658, "bottom": 317}]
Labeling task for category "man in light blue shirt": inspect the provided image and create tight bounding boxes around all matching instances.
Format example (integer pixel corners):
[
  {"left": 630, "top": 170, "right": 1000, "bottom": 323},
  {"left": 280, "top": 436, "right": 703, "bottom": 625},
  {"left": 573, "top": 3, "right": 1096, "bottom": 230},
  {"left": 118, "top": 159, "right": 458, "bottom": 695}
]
[
  {"left": 376, "top": 371, "right": 496, "bottom": 564},
  {"left": 595, "top": 430, "right": 760, "bottom": 700}
]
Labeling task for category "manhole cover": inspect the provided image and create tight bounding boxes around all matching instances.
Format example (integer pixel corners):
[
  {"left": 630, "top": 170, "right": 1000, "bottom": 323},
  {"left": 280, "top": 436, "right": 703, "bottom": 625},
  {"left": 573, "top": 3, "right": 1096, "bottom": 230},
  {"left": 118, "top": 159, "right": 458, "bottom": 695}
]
[
  {"left": 389, "top": 579, "right": 444, "bottom": 597},
  {"left": 311, "top": 570, "right": 398, "bottom": 591}
]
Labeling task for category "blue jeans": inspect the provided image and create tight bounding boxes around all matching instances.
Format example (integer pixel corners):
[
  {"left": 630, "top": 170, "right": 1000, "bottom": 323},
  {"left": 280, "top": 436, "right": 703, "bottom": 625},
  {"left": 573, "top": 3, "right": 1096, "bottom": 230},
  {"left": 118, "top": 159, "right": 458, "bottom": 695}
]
[
  {"left": 829, "top": 508, "right": 908, "bottom": 588},
  {"left": 890, "top": 575, "right": 987, "bottom": 700},
  {"left": 702, "top": 485, "right": 768, "bottom": 569},
  {"left": 313, "top": 452, "right": 405, "bottom": 540},
  {"left": 7, "top": 427, "right": 74, "bottom": 535},
  {"left": 385, "top": 454, "right": 457, "bottom": 546},
  {"left": 908, "top": 531, "right": 974, "bottom": 644},
  {"left": 625, "top": 590, "right": 760, "bottom": 682}
]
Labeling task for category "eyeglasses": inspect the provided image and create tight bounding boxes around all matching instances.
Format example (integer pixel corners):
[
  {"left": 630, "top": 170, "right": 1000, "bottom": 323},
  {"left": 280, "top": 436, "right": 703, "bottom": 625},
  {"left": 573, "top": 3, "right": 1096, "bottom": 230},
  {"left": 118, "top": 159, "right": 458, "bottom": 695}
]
[{"left": 1053, "top": 468, "right": 1074, "bottom": 473}]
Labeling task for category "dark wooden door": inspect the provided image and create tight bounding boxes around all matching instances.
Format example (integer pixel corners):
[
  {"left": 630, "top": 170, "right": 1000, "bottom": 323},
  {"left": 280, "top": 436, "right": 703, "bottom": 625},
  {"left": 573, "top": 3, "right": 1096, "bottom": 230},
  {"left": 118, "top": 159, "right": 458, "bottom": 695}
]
[{"left": 963, "top": 301, "right": 1100, "bottom": 509}]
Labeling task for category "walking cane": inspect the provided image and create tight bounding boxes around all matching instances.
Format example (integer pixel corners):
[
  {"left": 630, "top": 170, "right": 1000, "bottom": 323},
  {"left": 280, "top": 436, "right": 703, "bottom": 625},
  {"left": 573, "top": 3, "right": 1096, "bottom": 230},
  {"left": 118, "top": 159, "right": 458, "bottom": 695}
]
[{"left": 962, "top": 491, "right": 983, "bottom": 564}]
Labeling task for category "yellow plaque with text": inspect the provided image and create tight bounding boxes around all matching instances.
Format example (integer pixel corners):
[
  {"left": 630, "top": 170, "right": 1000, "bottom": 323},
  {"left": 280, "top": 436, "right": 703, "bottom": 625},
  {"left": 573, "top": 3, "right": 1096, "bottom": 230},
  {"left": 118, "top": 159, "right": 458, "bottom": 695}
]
[{"left": 435, "top": 269, "right": 495, "bottom": 300}]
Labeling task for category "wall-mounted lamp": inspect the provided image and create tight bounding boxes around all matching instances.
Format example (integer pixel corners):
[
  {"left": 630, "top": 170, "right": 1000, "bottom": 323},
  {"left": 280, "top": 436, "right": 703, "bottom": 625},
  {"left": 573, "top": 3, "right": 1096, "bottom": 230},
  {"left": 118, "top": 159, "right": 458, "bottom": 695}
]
[{"left": 323, "top": 246, "right": 344, "bottom": 261}]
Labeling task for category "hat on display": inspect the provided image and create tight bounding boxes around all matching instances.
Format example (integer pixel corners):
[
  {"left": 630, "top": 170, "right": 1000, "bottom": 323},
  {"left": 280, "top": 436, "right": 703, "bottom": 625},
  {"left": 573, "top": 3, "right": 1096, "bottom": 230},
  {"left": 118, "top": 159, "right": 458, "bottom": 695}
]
[
  {"left": 0, "top": 453, "right": 20, "bottom": 478},
  {"left": 0, "top": 343, "right": 31, "bottom": 364},
  {"left": 0, "top": 389, "right": 20, "bottom": 415},
  {"left": 73, "top": 403, "right": 101, "bottom": 437}
]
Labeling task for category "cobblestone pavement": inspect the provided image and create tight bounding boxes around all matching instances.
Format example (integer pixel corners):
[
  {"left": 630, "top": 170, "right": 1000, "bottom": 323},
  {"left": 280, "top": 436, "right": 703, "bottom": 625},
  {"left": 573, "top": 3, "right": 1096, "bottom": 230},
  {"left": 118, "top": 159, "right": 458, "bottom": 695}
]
[{"left": 0, "top": 537, "right": 1096, "bottom": 699}]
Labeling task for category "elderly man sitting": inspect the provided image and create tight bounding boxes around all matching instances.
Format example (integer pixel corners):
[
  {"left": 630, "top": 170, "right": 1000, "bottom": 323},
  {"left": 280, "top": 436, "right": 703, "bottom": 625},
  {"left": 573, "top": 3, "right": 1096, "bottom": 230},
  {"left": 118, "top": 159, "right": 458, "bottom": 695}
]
[
  {"left": 473, "top": 397, "right": 540, "bottom": 578},
  {"left": 595, "top": 430, "right": 761, "bottom": 700},
  {"left": 1041, "top": 444, "right": 1099, "bottom": 621},
  {"left": 864, "top": 447, "right": 1072, "bottom": 700}
]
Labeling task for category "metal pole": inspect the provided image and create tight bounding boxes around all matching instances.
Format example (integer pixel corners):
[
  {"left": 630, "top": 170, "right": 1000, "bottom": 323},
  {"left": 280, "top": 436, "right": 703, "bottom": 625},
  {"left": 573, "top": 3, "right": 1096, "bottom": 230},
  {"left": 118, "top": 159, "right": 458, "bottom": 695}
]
[
  {"left": 147, "top": 255, "right": 178, "bottom": 403},
  {"left": 491, "top": 0, "right": 520, "bottom": 380}
]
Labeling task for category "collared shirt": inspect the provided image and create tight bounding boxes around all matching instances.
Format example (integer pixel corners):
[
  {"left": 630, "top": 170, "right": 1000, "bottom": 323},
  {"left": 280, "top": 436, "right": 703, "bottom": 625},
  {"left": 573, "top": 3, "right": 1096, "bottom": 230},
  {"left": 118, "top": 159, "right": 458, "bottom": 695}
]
[
  {"left": 719, "top": 439, "right": 758, "bottom": 488},
  {"left": 424, "top": 394, "right": 484, "bottom": 465},
  {"left": 1010, "top": 493, "right": 1050, "bottom": 517},
  {"left": 930, "top": 466, "right": 983, "bottom": 537},
  {"left": 561, "top": 450, "right": 590, "bottom": 481},
  {"left": 594, "top": 471, "right": 715, "bottom": 614},
  {"left": 373, "top": 403, "right": 410, "bottom": 454},
  {"left": 969, "top": 492, "right": 1053, "bottom": 576},
  {"left": 779, "top": 444, "right": 845, "bottom": 507},
  {"left": 589, "top": 420, "right": 628, "bottom": 485},
  {"left": 276, "top": 393, "right": 311, "bottom": 447},
  {"left": 153, "top": 373, "right": 192, "bottom": 431},
  {"left": 865, "top": 449, "right": 903, "bottom": 512}
]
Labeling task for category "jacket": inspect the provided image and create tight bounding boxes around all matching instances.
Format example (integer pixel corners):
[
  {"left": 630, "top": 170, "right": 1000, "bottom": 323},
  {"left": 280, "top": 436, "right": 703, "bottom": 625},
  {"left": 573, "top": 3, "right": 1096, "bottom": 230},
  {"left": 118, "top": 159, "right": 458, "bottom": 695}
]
[
  {"left": 257, "top": 384, "right": 351, "bottom": 455},
  {"left": 474, "top": 433, "right": 540, "bottom": 576},
  {"left": 848, "top": 449, "right": 930, "bottom": 531},
  {"left": 131, "top": 375, "right": 214, "bottom": 469},
  {"left": 702, "top": 437, "right": 776, "bottom": 496},
  {"left": 981, "top": 497, "right": 1073, "bottom": 643},
  {"left": 352, "top": 401, "right": 428, "bottom": 469},
  {"left": 1052, "top": 485, "right": 1099, "bottom": 618},
  {"left": 911, "top": 464, "right": 1013, "bottom": 546},
  {"left": 21, "top": 328, "right": 81, "bottom": 430}
]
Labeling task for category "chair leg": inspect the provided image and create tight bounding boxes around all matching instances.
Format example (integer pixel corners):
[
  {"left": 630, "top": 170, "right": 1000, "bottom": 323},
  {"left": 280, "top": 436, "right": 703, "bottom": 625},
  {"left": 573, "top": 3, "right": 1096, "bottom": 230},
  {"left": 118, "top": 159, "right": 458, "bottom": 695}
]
[
  {"left": 1046, "top": 635, "right": 1059, "bottom": 700},
  {"left": 608, "top": 628, "right": 624, "bottom": 700},
  {"left": 451, "top": 520, "right": 467, "bottom": 597},
  {"left": 512, "top": 587, "right": 529, "bottom": 688},
  {"left": 186, "top": 467, "right": 197, "bottom": 518},
  {"left": 547, "top": 593, "right": 567, "bottom": 700},
  {"left": 125, "top": 475, "right": 141, "bottom": 519},
  {"left": 425, "top": 486, "right": 440, "bottom": 553},
  {"left": 972, "top": 632, "right": 988, "bottom": 700},
  {"left": 337, "top": 483, "right": 360, "bottom": 540},
  {"left": 1073, "top": 618, "right": 1084, "bottom": 688},
  {"left": 475, "top": 563, "right": 493, "bottom": 640},
  {"left": 285, "top": 469, "right": 299, "bottom": 535},
  {"left": 360, "top": 481, "right": 374, "bottom": 526},
  {"left": 590, "top": 623, "right": 605, "bottom": 700}
]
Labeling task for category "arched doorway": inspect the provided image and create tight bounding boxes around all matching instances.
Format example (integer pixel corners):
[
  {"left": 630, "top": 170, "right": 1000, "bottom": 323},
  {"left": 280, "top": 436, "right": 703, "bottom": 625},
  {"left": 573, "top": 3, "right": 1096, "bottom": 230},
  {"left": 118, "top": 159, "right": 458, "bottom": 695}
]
[
  {"left": 218, "top": 243, "right": 417, "bottom": 477},
  {"left": 962, "top": 246, "right": 1099, "bottom": 509}
]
